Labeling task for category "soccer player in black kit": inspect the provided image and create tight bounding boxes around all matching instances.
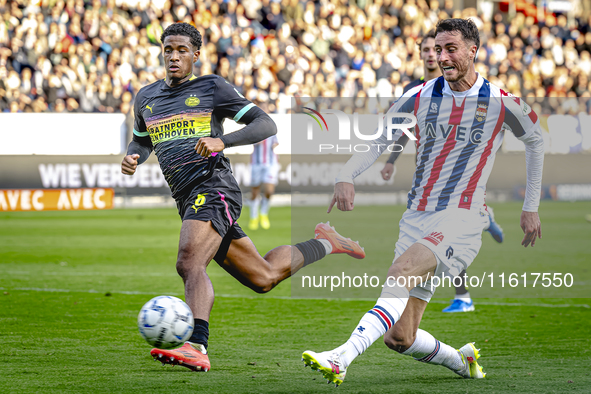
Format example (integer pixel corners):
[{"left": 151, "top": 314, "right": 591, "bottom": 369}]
[{"left": 121, "top": 23, "right": 365, "bottom": 372}]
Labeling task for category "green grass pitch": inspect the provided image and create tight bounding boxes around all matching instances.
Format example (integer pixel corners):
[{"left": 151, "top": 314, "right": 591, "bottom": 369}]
[{"left": 1, "top": 201, "right": 590, "bottom": 393}]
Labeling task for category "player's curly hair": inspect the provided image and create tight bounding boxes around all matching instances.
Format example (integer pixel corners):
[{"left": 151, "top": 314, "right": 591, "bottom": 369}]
[
  {"left": 417, "top": 29, "right": 436, "bottom": 49},
  {"left": 435, "top": 18, "right": 480, "bottom": 50},
  {"left": 160, "top": 22, "right": 202, "bottom": 50}
]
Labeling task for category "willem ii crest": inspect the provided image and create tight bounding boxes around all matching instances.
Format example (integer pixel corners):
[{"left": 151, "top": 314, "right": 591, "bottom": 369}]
[{"left": 475, "top": 104, "right": 488, "bottom": 122}]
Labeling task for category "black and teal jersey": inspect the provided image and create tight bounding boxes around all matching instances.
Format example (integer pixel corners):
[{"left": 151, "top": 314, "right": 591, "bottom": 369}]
[{"left": 132, "top": 74, "right": 256, "bottom": 199}]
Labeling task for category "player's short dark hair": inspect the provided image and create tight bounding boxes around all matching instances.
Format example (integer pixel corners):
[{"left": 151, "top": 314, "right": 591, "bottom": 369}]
[
  {"left": 435, "top": 18, "right": 480, "bottom": 50},
  {"left": 418, "top": 29, "right": 437, "bottom": 49},
  {"left": 160, "top": 22, "right": 202, "bottom": 50}
]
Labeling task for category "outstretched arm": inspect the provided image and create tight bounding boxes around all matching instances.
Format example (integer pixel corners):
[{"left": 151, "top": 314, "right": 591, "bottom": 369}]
[
  {"left": 195, "top": 107, "right": 276, "bottom": 157},
  {"left": 334, "top": 129, "right": 389, "bottom": 185},
  {"left": 331, "top": 107, "right": 416, "bottom": 212},
  {"left": 219, "top": 107, "right": 277, "bottom": 148},
  {"left": 328, "top": 182, "right": 356, "bottom": 213},
  {"left": 518, "top": 124, "right": 544, "bottom": 247},
  {"left": 503, "top": 96, "right": 544, "bottom": 247},
  {"left": 198, "top": 78, "right": 277, "bottom": 157},
  {"left": 327, "top": 128, "right": 390, "bottom": 213}
]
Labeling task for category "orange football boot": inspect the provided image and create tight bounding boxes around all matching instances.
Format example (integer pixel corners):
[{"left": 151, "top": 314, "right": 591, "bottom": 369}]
[
  {"left": 314, "top": 222, "right": 365, "bottom": 259},
  {"left": 151, "top": 342, "right": 211, "bottom": 372}
]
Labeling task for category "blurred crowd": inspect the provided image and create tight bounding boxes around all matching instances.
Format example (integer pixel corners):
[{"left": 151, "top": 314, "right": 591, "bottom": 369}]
[{"left": 1, "top": 0, "right": 590, "bottom": 115}]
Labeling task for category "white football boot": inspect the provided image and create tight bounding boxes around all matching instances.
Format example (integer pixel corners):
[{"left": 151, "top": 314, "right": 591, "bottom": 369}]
[
  {"left": 302, "top": 350, "right": 347, "bottom": 387},
  {"left": 455, "top": 342, "right": 486, "bottom": 378}
]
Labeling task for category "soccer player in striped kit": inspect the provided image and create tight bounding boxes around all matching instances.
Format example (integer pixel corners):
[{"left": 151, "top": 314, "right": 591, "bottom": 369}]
[
  {"left": 380, "top": 29, "right": 505, "bottom": 313},
  {"left": 302, "top": 19, "right": 544, "bottom": 386},
  {"left": 249, "top": 135, "right": 280, "bottom": 230}
]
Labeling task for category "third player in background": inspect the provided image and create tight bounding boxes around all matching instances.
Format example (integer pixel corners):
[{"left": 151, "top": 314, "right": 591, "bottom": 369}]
[{"left": 249, "top": 135, "right": 279, "bottom": 230}]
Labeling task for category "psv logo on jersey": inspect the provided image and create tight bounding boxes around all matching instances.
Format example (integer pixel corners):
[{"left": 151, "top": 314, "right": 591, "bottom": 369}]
[
  {"left": 185, "top": 95, "right": 200, "bottom": 107},
  {"left": 475, "top": 104, "right": 488, "bottom": 122}
]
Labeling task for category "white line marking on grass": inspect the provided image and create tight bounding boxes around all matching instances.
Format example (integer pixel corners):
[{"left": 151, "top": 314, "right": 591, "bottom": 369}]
[
  {"left": 1, "top": 287, "right": 184, "bottom": 296},
  {"left": 427, "top": 299, "right": 591, "bottom": 309},
  {"left": 1, "top": 287, "right": 589, "bottom": 308},
  {"left": 3, "top": 271, "right": 180, "bottom": 277}
]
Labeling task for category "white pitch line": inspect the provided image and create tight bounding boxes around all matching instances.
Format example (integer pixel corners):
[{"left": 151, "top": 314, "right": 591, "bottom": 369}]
[
  {"left": 0, "top": 287, "right": 183, "bottom": 296},
  {"left": 2, "top": 270, "right": 227, "bottom": 278},
  {"left": 2, "top": 271, "right": 180, "bottom": 277},
  {"left": 427, "top": 299, "right": 590, "bottom": 308},
  {"left": 1, "top": 287, "right": 589, "bottom": 308}
]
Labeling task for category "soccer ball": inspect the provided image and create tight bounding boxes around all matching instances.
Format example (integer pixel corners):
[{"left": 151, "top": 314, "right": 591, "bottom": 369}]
[{"left": 138, "top": 296, "right": 194, "bottom": 349}]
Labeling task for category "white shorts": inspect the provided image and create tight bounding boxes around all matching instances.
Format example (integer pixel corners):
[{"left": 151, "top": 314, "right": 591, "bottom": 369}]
[
  {"left": 392, "top": 208, "right": 489, "bottom": 302},
  {"left": 251, "top": 163, "right": 279, "bottom": 186}
]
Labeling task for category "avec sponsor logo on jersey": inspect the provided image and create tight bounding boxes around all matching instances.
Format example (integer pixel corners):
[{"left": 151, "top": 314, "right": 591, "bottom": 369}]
[
  {"left": 424, "top": 122, "right": 485, "bottom": 144},
  {"left": 185, "top": 95, "right": 200, "bottom": 107}
]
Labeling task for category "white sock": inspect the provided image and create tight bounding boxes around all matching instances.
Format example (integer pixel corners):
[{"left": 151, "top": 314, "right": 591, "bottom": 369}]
[
  {"left": 260, "top": 197, "right": 270, "bottom": 215},
  {"left": 317, "top": 239, "right": 333, "bottom": 254},
  {"left": 250, "top": 197, "right": 260, "bottom": 220},
  {"left": 333, "top": 282, "right": 409, "bottom": 368},
  {"left": 455, "top": 291, "right": 471, "bottom": 302},
  {"left": 403, "top": 329, "right": 464, "bottom": 371}
]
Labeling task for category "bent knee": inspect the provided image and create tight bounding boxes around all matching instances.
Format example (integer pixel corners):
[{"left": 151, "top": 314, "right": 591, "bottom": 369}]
[
  {"left": 389, "top": 259, "right": 417, "bottom": 278},
  {"left": 249, "top": 274, "right": 277, "bottom": 294},
  {"left": 175, "top": 259, "right": 191, "bottom": 280},
  {"left": 176, "top": 255, "right": 205, "bottom": 280},
  {"left": 383, "top": 329, "right": 416, "bottom": 353},
  {"left": 252, "top": 284, "right": 274, "bottom": 294}
]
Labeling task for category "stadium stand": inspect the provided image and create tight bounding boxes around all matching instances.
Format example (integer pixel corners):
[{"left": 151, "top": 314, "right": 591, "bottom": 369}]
[{"left": 0, "top": 0, "right": 590, "bottom": 116}]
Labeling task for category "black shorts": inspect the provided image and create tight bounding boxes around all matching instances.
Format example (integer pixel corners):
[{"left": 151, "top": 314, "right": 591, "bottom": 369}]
[{"left": 176, "top": 168, "right": 247, "bottom": 263}]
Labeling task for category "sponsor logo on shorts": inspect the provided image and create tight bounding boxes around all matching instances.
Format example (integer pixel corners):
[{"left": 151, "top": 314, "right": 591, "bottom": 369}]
[
  {"left": 446, "top": 246, "right": 454, "bottom": 259},
  {"left": 424, "top": 231, "right": 444, "bottom": 246},
  {"left": 191, "top": 193, "right": 208, "bottom": 213}
]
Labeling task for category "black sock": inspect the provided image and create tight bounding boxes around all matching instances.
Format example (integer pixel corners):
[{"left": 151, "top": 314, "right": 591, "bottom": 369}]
[
  {"left": 454, "top": 270, "right": 469, "bottom": 295},
  {"left": 189, "top": 318, "right": 209, "bottom": 349},
  {"left": 295, "top": 239, "right": 327, "bottom": 267}
]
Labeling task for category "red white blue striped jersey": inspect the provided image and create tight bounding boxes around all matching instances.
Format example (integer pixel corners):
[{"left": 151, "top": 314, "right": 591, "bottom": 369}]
[
  {"left": 389, "top": 74, "right": 540, "bottom": 212},
  {"left": 251, "top": 135, "right": 279, "bottom": 165}
]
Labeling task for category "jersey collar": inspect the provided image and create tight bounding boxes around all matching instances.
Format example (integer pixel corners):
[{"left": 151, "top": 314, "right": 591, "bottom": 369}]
[
  {"left": 443, "top": 73, "right": 484, "bottom": 97},
  {"left": 161, "top": 74, "right": 198, "bottom": 90}
]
